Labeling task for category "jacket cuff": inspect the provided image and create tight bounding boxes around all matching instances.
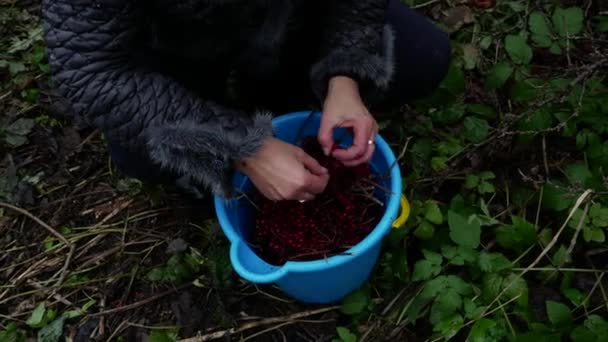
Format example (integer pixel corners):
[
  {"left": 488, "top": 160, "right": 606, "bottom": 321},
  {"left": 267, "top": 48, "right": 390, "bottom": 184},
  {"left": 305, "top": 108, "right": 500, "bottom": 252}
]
[
  {"left": 310, "top": 24, "right": 395, "bottom": 106},
  {"left": 146, "top": 111, "right": 273, "bottom": 198}
]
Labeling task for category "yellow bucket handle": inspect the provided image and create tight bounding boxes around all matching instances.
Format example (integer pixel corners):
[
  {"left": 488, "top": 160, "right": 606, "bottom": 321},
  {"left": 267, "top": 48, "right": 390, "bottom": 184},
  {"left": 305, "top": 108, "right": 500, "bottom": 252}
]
[{"left": 392, "top": 194, "right": 411, "bottom": 229}]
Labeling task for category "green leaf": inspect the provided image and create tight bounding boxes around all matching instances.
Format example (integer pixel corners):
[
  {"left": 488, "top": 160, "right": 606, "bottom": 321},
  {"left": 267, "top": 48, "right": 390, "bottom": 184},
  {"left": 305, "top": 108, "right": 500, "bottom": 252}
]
[
  {"left": 479, "top": 35, "right": 493, "bottom": 49},
  {"left": 478, "top": 252, "right": 512, "bottom": 273},
  {"left": 424, "top": 201, "right": 443, "bottom": 225},
  {"left": 505, "top": 35, "right": 533, "bottom": 65},
  {"left": 433, "top": 314, "right": 464, "bottom": 340},
  {"left": 412, "top": 259, "right": 441, "bottom": 281},
  {"left": 570, "top": 326, "right": 596, "bottom": 342},
  {"left": 467, "top": 104, "right": 496, "bottom": 119},
  {"left": 529, "top": 12, "right": 553, "bottom": 48},
  {"left": 590, "top": 203, "right": 608, "bottom": 227},
  {"left": 423, "top": 249, "right": 443, "bottom": 265},
  {"left": 482, "top": 273, "right": 503, "bottom": 303},
  {"left": 149, "top": 329, "right": 179, "bottom": 342},
  {"left": 507, "top": 1, "right": 526, "bottom": 12},
  {"left": 549, "top": 43, "right": 563, "bottom": 54},
  {"left": 583, "top": 226, "right": 605, "bottom": 243},
  {"left": 431, "top": 105, "right": 466, "bottom": 125},
  {"left": 430, "top": 298, "right": 455, "bottom": 325},
  {"left": 443, "top": 63, "right": 466, "bottom": 95},
  {"left": 594, "top": 15, "right": 608, "bottom": 32},
  {"left": 463, "top": 117, "right": 490, "bottom": 143},
  {"left": 585, "top": 315, "right": 608, "bottom": 337},
  {"left": 147, "top": 268, "right": 165, "bottom": 282},
  {"left": 431, "top": 156, "right": 448, "bottom": 172},
  {"left": 519, "top": 108, "right": 555, "bottom": 131},
  {"left": 542, "top": 184, "right": 573, "bottom": 211},
  {"left": 511, "top": 79, "right": 544, "bottom": 103},
  {"left": 38, "top": 317, "right": 65, "bottom": 342},
  {"left": 552, "top": 7, "right": 584, "bottom": 37},
  {"left": 479, "top": 171, "right": 495, "bottom": 180},
  {"left": 563, "top": 288, "right": 585, "bottom": 306},
  {"left": 485, "top": 63, "right": 513, "bottom": 90},
  {"left": 468, "top": 318, "right": 497, "bottom": 342},
  {"left": 448, "top": 211, "right": 481, "bottom": 248},
  {"left": 568, "top": 208, "right": 590, "bottom": 229},
  {"left": 5, "top": 134, "right": 28, "bottom": 147},
  {"left": 576, "top": 129, "right": 591, "bottom": 149},
  {"left": 26, "top": 303, "right": 47, "bottom": 328},
  {"left": 503, "top": 273, "right": 529, "bottom": 307},
  {"left": 441, "top": 245, "right": 477, "bottom": 266},
  {"left": 463, "top": 298, "right": 485, "bottom": 320},
  {"left": 496, "top": 216, "right": 536, "bottom": 252},
  {"left": 446, "top": 275, "right": 472, "bottom": 295},
  {"left": 565, "top": 163, "right": 593, "bottom": 186},
  {"left": 478, "top": 181, "right": 495, "bottom": 194},
  {"left": 341, "top": 289, "right": 369, "bottom": 315},
  {"left": 546, "top": 301, "right": 573, "bottom": 326},
  {"left": 6, "top": 118, "right": 35, "bottom": 136},
  {"left": 437, "top": 289, "right": 462, "bottom": 314},
  {"left": 0, "top": 323, "right": 26, "bottom": 342},
  {"left": 422, "top": 276, "right": 449, "bottom": 299},
  {"left": 437, "top": 138, "right": 463, "bottom": 156},
  {"left": 464, "top": 175, "right": 479, "bottom": 189},
  {"left": 552, "top": 245, "right": 571, "bottom": 267},
  {"left": 9, "top": 60, "right": 27, "bottom": 75},
  {"left": 336, "top": 327, "right": 357, "bottom": 342},
  {"left": 414, "top": 221, "right": 435, "bottom": 240}
]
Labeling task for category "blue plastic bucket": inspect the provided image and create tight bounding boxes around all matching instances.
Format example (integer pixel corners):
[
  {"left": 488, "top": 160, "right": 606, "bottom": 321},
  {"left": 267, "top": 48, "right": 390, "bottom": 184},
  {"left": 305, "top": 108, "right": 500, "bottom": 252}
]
[{"left": 214, "top": 111, "right": 402, "bottom": 303}]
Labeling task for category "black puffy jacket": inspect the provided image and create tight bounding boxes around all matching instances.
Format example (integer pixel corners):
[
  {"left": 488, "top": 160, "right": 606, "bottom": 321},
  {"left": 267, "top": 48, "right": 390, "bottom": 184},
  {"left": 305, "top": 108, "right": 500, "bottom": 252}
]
[{"left": 42, "top": 0, "right": 395, "bottom": 196}]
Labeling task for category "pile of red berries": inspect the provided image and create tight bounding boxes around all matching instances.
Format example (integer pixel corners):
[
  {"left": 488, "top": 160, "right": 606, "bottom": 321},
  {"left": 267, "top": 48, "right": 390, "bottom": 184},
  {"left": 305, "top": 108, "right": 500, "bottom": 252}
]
[{"left": 249, "top": 137, "right": 382, "bottom": 265}]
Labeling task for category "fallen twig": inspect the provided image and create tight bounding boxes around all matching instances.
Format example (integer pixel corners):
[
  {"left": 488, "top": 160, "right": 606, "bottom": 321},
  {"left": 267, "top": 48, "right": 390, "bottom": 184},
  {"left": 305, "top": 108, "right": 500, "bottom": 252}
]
[
  {"left": 89, "top": 283, "right": 191, "bottom": 317},
  {"left": 179, "top": 306, "right": 339, "bottom": 342},
  {"left": 0, "top": 202, "right": 74, "bottom": 288}
]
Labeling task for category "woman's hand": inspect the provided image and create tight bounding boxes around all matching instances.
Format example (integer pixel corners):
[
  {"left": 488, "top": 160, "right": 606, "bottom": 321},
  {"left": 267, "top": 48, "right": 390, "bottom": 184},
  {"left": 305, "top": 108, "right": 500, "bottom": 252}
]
[
  {"left": 235, "top": 137, "right": 330, "bottom": 201},
  {"left": 318, "top": 76, "right": 378, "bottom": 167}
]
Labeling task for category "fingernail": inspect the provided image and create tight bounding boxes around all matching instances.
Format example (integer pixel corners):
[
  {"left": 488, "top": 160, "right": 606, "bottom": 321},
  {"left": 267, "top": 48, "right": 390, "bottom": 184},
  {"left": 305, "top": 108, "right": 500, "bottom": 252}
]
[
  {"left": 323, "top": 147, "right": 330, "bottom": 156},
  {"left": 322, "top": 167, "right": 329, "bottom": 174}
]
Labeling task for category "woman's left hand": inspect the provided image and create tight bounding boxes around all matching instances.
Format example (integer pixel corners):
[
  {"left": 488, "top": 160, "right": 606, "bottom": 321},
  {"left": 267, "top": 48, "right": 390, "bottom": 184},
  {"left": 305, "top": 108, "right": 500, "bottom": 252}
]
[{"left": 318, "top": 76, "right": 378, "bottom": 167}]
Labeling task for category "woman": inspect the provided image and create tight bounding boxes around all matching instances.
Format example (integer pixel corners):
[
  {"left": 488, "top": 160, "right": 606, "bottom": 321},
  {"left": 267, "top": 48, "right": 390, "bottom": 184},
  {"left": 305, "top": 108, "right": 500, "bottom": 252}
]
[{"left": 42, "top": 0, "right": 450, "bottom": 201}]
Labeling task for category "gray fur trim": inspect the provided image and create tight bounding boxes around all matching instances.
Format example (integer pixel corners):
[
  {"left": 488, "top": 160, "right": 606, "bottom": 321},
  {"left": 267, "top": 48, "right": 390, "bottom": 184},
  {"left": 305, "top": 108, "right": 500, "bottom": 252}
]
[
  {"left": 310, "top": 24, "right": 396, "bottom": 103},
  {"left": 146, "top": 111, "right": 274, "bottom": 197}
]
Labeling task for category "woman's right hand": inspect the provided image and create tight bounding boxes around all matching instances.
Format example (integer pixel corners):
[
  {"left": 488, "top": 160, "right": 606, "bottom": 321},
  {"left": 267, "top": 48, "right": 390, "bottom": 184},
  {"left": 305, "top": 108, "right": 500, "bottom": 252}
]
[{"left": 235, "top": 137, "right": 330, "bottom": 201}]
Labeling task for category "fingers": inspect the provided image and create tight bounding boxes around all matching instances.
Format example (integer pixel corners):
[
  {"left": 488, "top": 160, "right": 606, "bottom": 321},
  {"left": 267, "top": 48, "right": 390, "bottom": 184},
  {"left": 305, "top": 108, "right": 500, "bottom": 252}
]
[
  {"left": 306, "top": 172, "right": 330, "bottom": 195},
  {"left": 300, "top": 151, "right": 329, "bottom": 176},
  {"left": 297, "top": 192, "right": 315, "bottom": 201},
  {"left": 332, "top": 117, "right": 378, "bottom": 165},
  {"left": 342, "top": 141, "right": 375, "bottom": 167},
  {"left": 317, "top": 115, "right": 336, "bottom": 156}
]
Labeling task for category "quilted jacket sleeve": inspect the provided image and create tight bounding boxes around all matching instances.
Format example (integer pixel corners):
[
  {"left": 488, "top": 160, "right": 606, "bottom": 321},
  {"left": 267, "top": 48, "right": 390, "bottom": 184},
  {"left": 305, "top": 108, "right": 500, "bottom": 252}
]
[
  {"left": 310, "top": 0, "right": 394, "bottom": 106},
  {"left": 42, "top": 0, "right": 273, "bottom": 197}
]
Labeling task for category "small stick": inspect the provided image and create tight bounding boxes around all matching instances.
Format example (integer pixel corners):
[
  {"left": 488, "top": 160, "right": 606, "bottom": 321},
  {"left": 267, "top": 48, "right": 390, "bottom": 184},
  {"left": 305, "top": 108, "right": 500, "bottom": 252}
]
[
  {"left": 236, "top": 191, "right": 260, "bottom": 211},
  {"left": 89, "top": 283, "right": 190, "bottom": 317},
  {"left": 27, "top": 281, "right": 75, "bottom": 306},
  {"left": 0, "top": 202, "right": 74, "bottom": 287},
  {"left": 361, "top": 177, "right": 393, "bottom": 195},
  {"left": 566, "top": 202, "right": 590, "bottom": 257},
  {"left": 178, "top": 306, "right": 340, "bottom": 342}
]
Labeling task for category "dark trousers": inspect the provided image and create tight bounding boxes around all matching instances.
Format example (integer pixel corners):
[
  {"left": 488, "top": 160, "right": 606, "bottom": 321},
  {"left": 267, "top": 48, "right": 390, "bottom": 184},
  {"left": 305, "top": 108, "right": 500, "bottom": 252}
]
[{"left": 107, "top": 1, "right": 451, "bottom": 186}]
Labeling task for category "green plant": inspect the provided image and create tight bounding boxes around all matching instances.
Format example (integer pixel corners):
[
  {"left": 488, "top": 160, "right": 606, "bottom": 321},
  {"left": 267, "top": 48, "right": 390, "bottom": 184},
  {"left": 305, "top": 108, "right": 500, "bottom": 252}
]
[{"left": 147, "top": 250, "right": 202, "bottom": 285}]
